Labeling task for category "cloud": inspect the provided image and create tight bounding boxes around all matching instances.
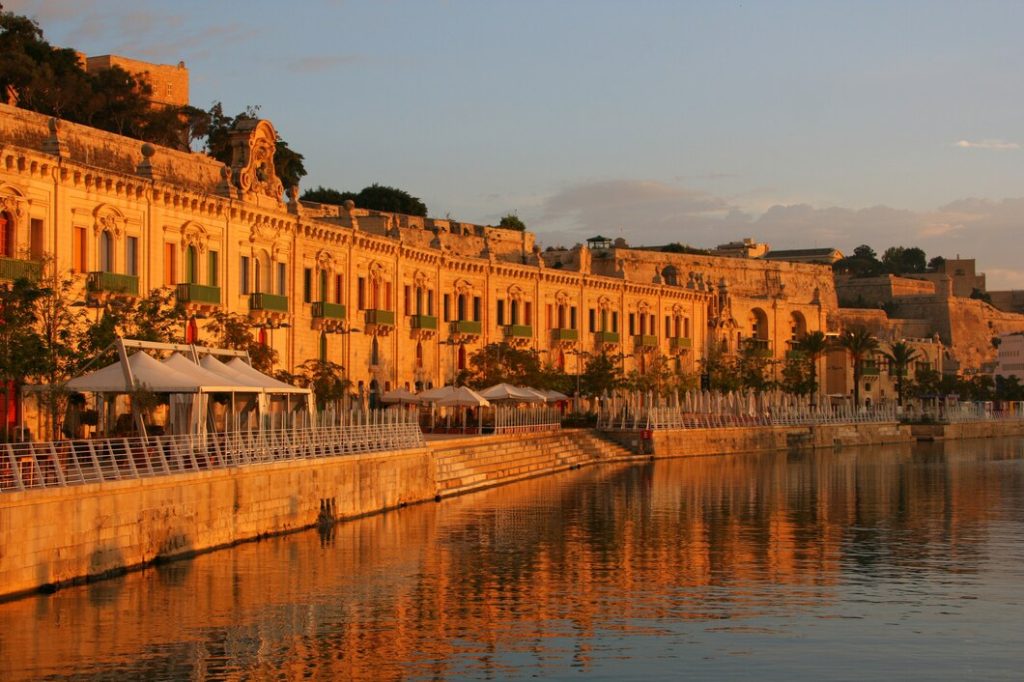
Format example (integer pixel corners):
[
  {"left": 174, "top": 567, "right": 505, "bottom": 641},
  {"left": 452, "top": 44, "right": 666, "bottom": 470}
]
[
  {"left": 954, "top": 139, "right": 1020, "bottom": 150},
  {"left": 286, "top": 54, "right": 362, "bottom": 73}
]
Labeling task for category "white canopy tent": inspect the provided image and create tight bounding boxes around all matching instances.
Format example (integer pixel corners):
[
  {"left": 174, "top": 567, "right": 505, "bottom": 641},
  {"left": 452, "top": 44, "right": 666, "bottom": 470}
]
[{"left": 479, "top": 383, "right": 545, "bottom": 403}]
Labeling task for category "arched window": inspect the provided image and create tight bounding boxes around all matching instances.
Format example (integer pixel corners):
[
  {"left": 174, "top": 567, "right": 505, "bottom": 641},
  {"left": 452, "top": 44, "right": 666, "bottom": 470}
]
[
  {"left": 510, "top": 300, "right": 519, "bottom": 325},
  {"left": 99, "top": 230, "right": 114, "bottom": 272},
  {"left": 457, "top": 293, "right": 467, "bottom": 321}
]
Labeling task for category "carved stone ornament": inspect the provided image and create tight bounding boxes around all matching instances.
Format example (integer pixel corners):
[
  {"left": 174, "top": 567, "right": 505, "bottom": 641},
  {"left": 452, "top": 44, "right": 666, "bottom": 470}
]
[
  {"left": 0, "top": 193, "right": 24, "bottom": 219},
  {"left": 93, "top": 204, "right": 125, "bottom": 237},
  {"left": 249, "top": 220, "right": 279, "bottom": 244},
  {"left": 229, "top": 119, "right": 285, "bottom": 200},
  {"left": 181, "top": 221, "right": 208, "bottom": 253},
  {"left": 316, "top": 249, "right": 336, "bottom": 272}
]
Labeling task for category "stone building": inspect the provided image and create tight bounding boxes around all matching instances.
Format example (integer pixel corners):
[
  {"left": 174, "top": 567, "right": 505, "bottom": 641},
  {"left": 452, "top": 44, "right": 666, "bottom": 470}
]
[
  {"left": 0, "top": 100, "right": 853, "bottom": 430},
  {"left": 83, "top": 55, "right": 190, "bottom": 108}
]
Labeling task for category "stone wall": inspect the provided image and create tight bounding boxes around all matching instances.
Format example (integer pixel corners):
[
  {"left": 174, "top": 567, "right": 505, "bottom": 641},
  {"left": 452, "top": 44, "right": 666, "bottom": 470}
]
[
  {"left": 648, "top": 422, "right": 912, "bottom": 457},
  {"left": 0, "top": 446, "right": 435, "bottom": 599}
]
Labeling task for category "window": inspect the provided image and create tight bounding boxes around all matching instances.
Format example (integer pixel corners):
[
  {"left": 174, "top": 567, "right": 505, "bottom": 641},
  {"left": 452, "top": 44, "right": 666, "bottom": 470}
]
[
  {"left": 684, "top": 318, "right": 690, "bottom": 338},
  {"left": 30, "top": 218, "right": 44, "bottom": 260},
  {"left": 370, "top": 337, "right": 380, "bottom": 365},
  {"left": 570, "top": 306, "right": 577, "bottom": 329},
  {"left": 99, "top": 231, "right": 114, "bottom": 272},
  {"left": 443, "top": 294, "right": 451, "bottom": 322},
  {"left": 457, "top": 294, "right": 466, "bottom": 321},
  {"left": 427, "top": 290, "right": 434, "bottom": 315},
  {"left": 185, "top": 245, "right": 198, "bottom": 283},
  {"left": 0, "top": 212, "right": 13, "bottom": 257},
  {"left": 547, "top": 304, "right": 554, "bottom": 329},
  {"left": 404, "top": 285, "right": 411, "bottom": 316},
  {"left": 334, "top": 274, "right": 343, "bottom": 304},
  {"left": 510, "top": 300, "right": 518, "bottom": 325},
  {"left": 276, "top": 262, "right": 286, "bottom": 296},
  {"left": 208, "top": 250, "right": 218, "bottom": 286},
  {"left": 524, "top": 301, "right": 532, "bottom": 325},
  {"left": 629, "top": 313, "right": 636, "bottom": 336},
  {"left": 497, "top": 299, "right": 505, "bottom": 325},
  {"left": 385, "top": 282, "right": 392, "bottom": 309},
  {"left": 240, "top": 256, "right": 250, "bottom": 294},
  {"left": 319, "top": 332, "right": 328, "bottom": 362},
  {"left": 164, "top": 243, "right": 176, "bottom": 285},
  {"left": 126, "top": 236, "right": 139, "bottom": 277},
  {"left": 665, "top": 316, "right": 671, "bottom": 338},
  {"left": 473, "top": 296, "right": 481, "bottom": 321},
  {"left": 357, "top": 277, "right": 366, "bottom": 309},
  {"left": 588, "top": 309, "right": 596, "bottom": 332},
  {"left": 72, "top": 226, "right": 87, "bottom": 273},
  {"left": 612, "top": 312, "right": 618, "bottom": 333},
  {"left": 303, "top": 268, "right": 312, "bottom": 303}
]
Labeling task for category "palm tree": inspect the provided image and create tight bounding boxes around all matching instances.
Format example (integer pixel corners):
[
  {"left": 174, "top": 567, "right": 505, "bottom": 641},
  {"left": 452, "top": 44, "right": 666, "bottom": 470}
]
[
  {"left": 883, "top": 341, "right": 919, "bottom": 407},
  {"left": 839, "top": 327, "right": 879, "bottom": 407},
  {"left": 795, "top": 330, "right": 830, "bottom": 407}
]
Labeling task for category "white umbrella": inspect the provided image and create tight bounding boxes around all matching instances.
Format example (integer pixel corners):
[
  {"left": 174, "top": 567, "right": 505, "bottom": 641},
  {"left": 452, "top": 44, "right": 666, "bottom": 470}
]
[
  {"left": 418, "top": 385, "right": 458, "bottom": 402},
  {"left": 480, "top": 383, "right": 544, "bottom": 403},
  {"left": 381, "top": 387, "right": 422, "bottom": 405},
  {"left": 436, "top": 386, "right": 491, "bottom": 408}
]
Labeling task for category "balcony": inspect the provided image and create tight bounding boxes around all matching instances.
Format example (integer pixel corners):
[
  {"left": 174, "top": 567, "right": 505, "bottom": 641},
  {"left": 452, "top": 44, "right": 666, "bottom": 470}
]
[
  {"left": 551, "top": 328, "right": 578, "bottom": 342},
  {"left": 451, "top": 319, "right": 481, "bottom": 335},
  {"left": 364, "top": 309, "right": 395, "bottom": 326},
  {"left": 410, "top": 314, "right": 437, "bottom": 330},
  {"left": 248, "top": 292, "right": 289, "bottom": 313},
  {"left": 594, "top": 330, "right": 620, "bottom": 344},
  {"left": 504, "top": 324, "right": 533, "bottom": 339},
  {"left": 861, "top": 363, "right": 881, "bottom": 377},
  {"left": 0, "top": 256, "right": 41, "bottom": 281},
  {"left": 176, "top": 282, "right": 221, "bottom": 306},
  {"left": 633, "top": 334, "right": 658, "bottom": 349},
  {"left": 669, "top": 336, "right": 692, "bottom": 351},
  {"left": 312, "top": 301, "right": 346, "bottom": 320},
  {"left": 87, "top": 271, "right": 139, "bottom": 296}
]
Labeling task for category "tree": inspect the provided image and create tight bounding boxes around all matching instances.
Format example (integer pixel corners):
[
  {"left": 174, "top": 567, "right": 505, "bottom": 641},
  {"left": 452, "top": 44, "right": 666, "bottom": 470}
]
[
  {"left": 795, "top": 330, "right": 830, "bottom": 406},
  {"left": 299, "top": 183, "right": 427, "bottom": 216},
  {"left": 928, "top": 255, "right": 946, "bottom": 271},
  {"left": 735, "top": 339, "right": 775, "bottom": 392},
  {"left": 498, "top": 213, "right": 526, "bottom": 231},
  {"left": 579, "top": 352, "right": 624, "bottom": 397},
  {"left": 206, "top": 310, "right": 277, "bottom": 373},
  {"left": 882, "top": 246, "right": 926, "bottom": 274},
  {"left": 457, "top": 342, "right": 542, "bottom": 388},
  {"left": 0, "top": 277, "right": 46, "bottom": 440},
  {"left": 701, "top": 340, "right": 742, "bottom": 392},
  {"left": 780, "top": 352, "right": 815, "bottom": 397},
  {"left": 296, "top": 359, "right": 351, "bottom": 410},
  {"left": 80, "top": 289, "right": 186, "bottom": 368},
  {"left": 839, "top": 327, "right": 879, "bottom": 406},
  {"left": 833, "top": 244, "right": 884, "bottom": 277},
  {"left": 882, "top": 341, "right": 919, "bottom": 407}
]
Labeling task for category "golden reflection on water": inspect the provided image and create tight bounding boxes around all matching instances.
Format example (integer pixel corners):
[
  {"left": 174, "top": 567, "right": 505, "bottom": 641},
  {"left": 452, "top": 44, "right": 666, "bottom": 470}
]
[{"left": 2, "top": 438, "right": 1023, "bottom": 680}]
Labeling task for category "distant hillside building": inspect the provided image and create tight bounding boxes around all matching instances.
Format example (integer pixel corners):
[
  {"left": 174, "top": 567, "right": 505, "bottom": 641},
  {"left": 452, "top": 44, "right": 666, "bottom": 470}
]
[
  {"left": 906, "top": 257, "right": 986, "bottom": 298},
  {"left": 995, "top": 333, "right": 1024, "bottom": 381},
  {"left": 712, "top": 238, "right": 769, "bottom": 259},
  {"left": 84, "top": 55, "right": 189, "bottom": 108},
  {"left": 763, "top": 247, "right": 844, "bottom": 265}
]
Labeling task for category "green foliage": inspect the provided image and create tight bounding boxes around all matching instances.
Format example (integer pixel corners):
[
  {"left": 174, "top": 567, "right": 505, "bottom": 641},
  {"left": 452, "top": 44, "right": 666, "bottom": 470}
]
[
  {"left": 661, "top": 242, "right": 710, "bottom": 255},
  {"left": 201, "top": 102, "right": 306, "bottom": 192},
  {"left": 457, "top": 342, "right": 572, "bottom": 391},
  {"left": 839, "top": 327, "right": 879, "bottom": 405},
  {"left": 928, "top": 255, "right": 946, "bottom": 271},
  {"left": 300, "top": 183, "right": 427, "bottom": 216},
  {"left": 295, "top": 359, "right": 351, "bottom": 409},
  {"left": 882, "top": 341, "right": 919, "bottom": 406},
  {"left": 970, "top": 288, "right": 992, "bottom": 304},
  {"left": 881, "top": 246, "right": 926, "bottom": 274},
  {"left": 700, "top": 339, "right": 775, "bottom": 393},
  {"left": 623, "top": 355, "right": 697, "bottom": 398},
  {"left": 81, "top": 289, "right": 186, "bottom": 368},
  {"left": 498, "top": 213, "right": 526, "bottom": 231},
  {"left": 206, "top": 310, "right": 278, "bottom": 373},
  {"left": 579, "top": 352, "right": 624, "bottom": 397},
  {"left": 780, "top": 352, "right": 815, "bottom": 396}
]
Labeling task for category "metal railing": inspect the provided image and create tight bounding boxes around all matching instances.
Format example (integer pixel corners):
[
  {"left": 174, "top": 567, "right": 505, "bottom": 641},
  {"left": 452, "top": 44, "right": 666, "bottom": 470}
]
[
  {"left": 493, "top": 405, "right": 562, "bottom": 434},
  {"left": 599, "top": 403, "right": 901, "bottom": 431},
  {"left": 1, "top": 410, "right": 424, "bottom": 493}
]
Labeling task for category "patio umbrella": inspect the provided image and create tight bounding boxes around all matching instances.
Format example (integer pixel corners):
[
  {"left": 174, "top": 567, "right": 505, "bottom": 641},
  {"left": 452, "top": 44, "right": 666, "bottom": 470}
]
[
  {"left": 418, "top": 385, "right": 458, "bottom": 402},
  {"left": 479, "top": 383, "right": 543, "bottom": 403},
  {"left": 436, "top": 386, "right": 491, "bottom": 408},
  {"left": 381, "top": 387, "right": 422, "bottom": 405}
]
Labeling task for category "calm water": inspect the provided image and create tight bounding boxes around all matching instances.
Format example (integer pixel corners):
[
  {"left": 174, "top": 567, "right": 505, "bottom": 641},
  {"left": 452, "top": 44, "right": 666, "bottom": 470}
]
[{"left": 3, "top": 439, "right": 1024, "bottom": 681}]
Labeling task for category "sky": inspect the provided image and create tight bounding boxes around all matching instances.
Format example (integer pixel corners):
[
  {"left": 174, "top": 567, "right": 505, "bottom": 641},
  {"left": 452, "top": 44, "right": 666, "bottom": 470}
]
[{"left": 8, "top": 0, "right": 1024, "bottom": 288}]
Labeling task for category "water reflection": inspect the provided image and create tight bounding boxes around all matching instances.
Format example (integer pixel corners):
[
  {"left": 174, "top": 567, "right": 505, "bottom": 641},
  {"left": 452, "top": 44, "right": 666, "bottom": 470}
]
[{"left": 2, "top": 438, "right": 1023, "bottom": 680}]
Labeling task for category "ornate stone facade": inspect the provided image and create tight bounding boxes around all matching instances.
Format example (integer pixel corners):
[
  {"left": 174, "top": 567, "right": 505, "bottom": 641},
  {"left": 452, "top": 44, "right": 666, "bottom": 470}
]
[{"left": 1, "top": 103, "right": 843, "bottom": 402}]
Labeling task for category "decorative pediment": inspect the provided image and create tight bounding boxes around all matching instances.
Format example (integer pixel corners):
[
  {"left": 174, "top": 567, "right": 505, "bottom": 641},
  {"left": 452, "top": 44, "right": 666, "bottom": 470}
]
[
  {"left": 554, "top": 290, "right": 570, "bottom": 305},
  {"left": 181, "top": 221, "right": 208, "bottom": 252},
  {"left": 315, "top": 249, "right": 336, "bottom": 271},
  {"left": 413, "top": 270, "right": 429, "bottom": 287},
  {"left": 229, "top": 119, "right": 285, "bottom": 200},
  {"left": 507, "top": 284, "right": 525, "bottom": 299},
  {"left": 0, "top": 184, "right": 26, "bottom": 218},
  {"left": 368, "top": 261, "right": 387, "bottom": 281},
  {"left": 454, "top": 278, "right": 474, "bottom": 294},
  {"left": 93, "top": 204, "right": 126, "bottom": 237}
]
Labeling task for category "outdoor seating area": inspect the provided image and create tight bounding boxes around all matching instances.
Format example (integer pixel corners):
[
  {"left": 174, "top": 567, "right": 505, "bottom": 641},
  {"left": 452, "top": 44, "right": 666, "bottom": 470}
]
[{"left": 380, "top": 382, "right": 569, "bottom": 435}]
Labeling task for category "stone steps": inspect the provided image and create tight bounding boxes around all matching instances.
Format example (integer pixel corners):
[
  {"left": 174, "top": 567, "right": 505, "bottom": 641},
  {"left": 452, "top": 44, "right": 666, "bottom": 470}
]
[{"left": 431, "top": 429, "right": 643, "bottom": 497}]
